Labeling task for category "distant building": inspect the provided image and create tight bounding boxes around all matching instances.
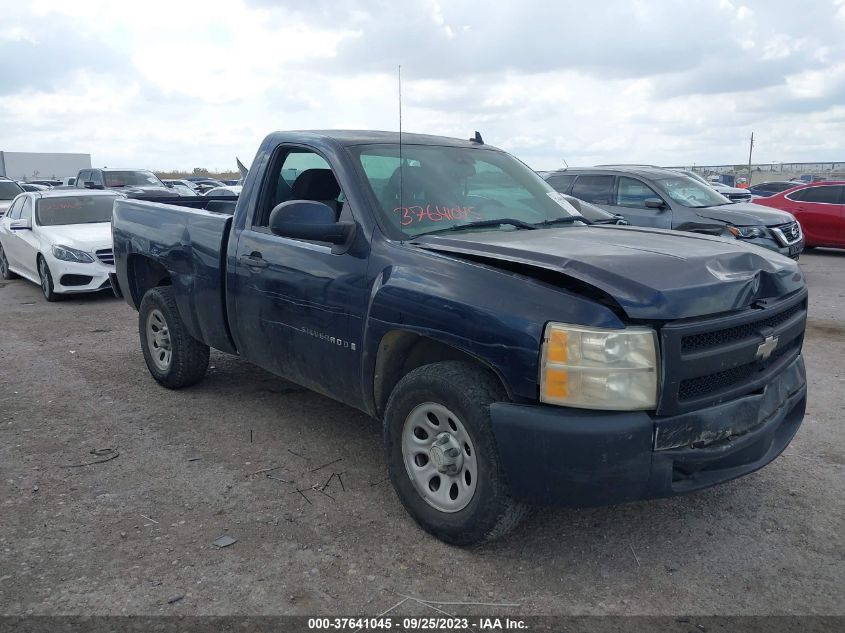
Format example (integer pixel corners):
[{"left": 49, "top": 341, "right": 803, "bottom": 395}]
[{"left": 0, "top": 151, "right": 92, "bottom": 181}]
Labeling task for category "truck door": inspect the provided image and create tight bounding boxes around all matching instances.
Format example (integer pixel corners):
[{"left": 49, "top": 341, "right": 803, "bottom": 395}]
[
  {"left": 230, "top": 145, "right": 370, "bottom": 407},
  {"left": 0, "top": 197, "right": 25, "bottom": 271},
  {"left": 612, "top": 176, "right": 673, "bottom": 229}
]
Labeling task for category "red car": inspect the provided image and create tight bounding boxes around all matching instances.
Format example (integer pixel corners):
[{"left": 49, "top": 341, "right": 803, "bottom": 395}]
[{"left": 754, "top": 181, "right": 845, "bottom": 248}]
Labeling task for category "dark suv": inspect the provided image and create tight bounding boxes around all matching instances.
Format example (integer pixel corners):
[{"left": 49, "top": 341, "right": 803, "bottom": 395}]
[
  {"left": 0, "top": 177, "right": 23, "bottom": 216},
  {"left": 545, "top": 166, "right": 803, "bottom": 259},
  {"left": 75, "top": 168, "right": 174, "bottom": 198}
]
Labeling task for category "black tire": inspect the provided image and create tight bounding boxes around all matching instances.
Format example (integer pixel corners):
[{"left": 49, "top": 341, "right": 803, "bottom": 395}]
[
  {"left": 0, "top": 243, "right": 17, "bottom": 280},
  {"left": 383, "top": 361, "right": 528, "bottom": 546},
  {"left": 138, "top": 286, "right": 209, "bottom": 389},
  {"left": 37, "top": 255, "right": 58, "bottom": 302}
]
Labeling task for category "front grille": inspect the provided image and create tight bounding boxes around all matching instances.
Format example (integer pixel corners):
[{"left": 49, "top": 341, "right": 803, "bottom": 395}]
[
  {"left": 658, "top": 289, "right": 807, "bottom": 415},
  {"left": 681, "top": 302, "right": 803, "bottom": 352},
  {"left": 727, "top": 192, "right": 753, "bottom": 201},
  {"left": 96, "top": 248, "right": 114, "bottom": 266},
  {"left": 678, "top": 342, "right": 795, "bottom": 401},
  {"left": 772, "top": 221, "right": 801, "bottom": 245}
]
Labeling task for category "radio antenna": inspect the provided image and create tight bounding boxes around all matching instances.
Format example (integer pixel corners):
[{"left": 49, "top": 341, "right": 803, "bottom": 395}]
[{"left": 398, "top": 64, "right": 403, "bottom": 216}]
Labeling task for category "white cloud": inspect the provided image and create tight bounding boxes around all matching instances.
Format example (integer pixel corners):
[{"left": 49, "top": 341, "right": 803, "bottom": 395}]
[{"left": 0, "top": 0, "right": 843, "bottom": 170}]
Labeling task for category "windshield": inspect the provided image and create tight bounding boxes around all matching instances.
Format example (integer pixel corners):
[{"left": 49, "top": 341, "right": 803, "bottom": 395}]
[
  {"left": 656, "top": 176, "right": 731, "bottom": 208},
  {"left": 351, "top": 144, "right": 584, "bottom": 238},
  {"left": 103, "top": 171, "right": 164, "bottom": 188},
  {"left": 36, "top": 195, "right": 118, "bottom": 225},
  {"left": 0, "top": 181, "right": 23, "bottom": 200}
]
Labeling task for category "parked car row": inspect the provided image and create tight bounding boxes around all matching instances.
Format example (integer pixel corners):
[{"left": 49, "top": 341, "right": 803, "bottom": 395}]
[{"left": 543, "top": 166, "right": 804, "bottom": 258}]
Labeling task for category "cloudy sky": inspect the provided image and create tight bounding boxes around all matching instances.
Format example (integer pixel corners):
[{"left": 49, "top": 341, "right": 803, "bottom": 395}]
[{"left": 1, "top": 0, "right": 844, "bottom": 172}]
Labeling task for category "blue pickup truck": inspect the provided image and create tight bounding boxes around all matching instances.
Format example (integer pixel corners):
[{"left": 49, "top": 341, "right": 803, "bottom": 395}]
[{"left": 112, "top": 130, "right": 808, "bottom": 545}]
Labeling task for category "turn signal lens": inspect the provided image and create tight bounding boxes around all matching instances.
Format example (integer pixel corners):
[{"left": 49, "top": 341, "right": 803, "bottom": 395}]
[
  {"left": 546, "top": 330, "right": 569, "bottom": 364},
  {"left": 544, "top": 368, "right": 569, "bottom": 399}
]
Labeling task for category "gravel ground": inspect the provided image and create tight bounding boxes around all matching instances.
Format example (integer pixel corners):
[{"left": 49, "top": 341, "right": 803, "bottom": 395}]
[{"left": 0, "top": 249, "right": 843, "bottom": 617}]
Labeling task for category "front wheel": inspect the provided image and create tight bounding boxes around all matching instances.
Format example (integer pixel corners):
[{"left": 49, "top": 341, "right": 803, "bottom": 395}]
[
  {"left": 383, "top": 361, "right": 528, "bottom": 546},
  {"left": 138, "top": 286, "right": 209, "bottom": 389},
  {"left": 38, "top": 256, "right": 58, "bottom": 302},
  {"left": 0, "top": 243, "right": 17, "bottom": 280}
]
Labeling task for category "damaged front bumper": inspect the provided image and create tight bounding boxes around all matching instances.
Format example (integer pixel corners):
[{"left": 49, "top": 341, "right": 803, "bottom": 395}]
[{"left": 490, "top": 355, "right": 806, "bottom": 506}]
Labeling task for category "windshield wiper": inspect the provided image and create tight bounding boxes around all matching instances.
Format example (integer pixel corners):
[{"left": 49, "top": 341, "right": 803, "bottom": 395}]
[
  {"left": 533, "top": 216, "right": 586, "bottom": 227},
  {"left": 419, "top": 218, "right": 538, "bottom": 236}
]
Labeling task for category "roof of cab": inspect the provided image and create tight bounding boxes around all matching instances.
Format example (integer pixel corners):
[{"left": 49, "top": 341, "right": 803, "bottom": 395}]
[{"left": 266, "top": 130, "right": 501, "bottom": 150}]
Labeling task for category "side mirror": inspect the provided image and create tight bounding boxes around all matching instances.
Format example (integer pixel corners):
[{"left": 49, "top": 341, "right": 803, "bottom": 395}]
[
  {"left": 644, "top": 198, "right": 666, "bottom": 209},
  {"left": 84, "top": 181, "right": 104, "bottom": 190},
  {"left": 9, "top": 219, "right": 31, "bottom": 231},
  {"left": 269, "top": 200, "right": 352, "bottom": 244}
]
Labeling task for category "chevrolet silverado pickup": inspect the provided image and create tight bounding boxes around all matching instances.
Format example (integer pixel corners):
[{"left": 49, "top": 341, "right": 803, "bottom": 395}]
[{"left": 112, "top": 131, "right": 808, "bottom": 545}]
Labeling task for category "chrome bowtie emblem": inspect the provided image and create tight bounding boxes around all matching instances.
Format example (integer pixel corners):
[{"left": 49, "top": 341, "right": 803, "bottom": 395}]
[{"left": 756, "top": 335, "right": 779, "bottom": 361}]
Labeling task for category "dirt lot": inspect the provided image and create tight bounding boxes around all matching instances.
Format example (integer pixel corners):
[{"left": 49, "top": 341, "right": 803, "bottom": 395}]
[{"left": 1, "top": 250, "right": 843, "bottom": 617}]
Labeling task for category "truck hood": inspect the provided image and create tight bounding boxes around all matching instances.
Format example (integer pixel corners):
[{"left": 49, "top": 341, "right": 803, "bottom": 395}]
[
  {"left": 38, "top": 222, "right": 112, "bottom": 251},
  {"left": 712, "top": 184, "right": 748, "bottom": 195},
  {"left": 414, "top": 226, "right": 804, "bottom": 320},
  {"left": 693, "top": 202, "right": 794, "bottom": 227}
]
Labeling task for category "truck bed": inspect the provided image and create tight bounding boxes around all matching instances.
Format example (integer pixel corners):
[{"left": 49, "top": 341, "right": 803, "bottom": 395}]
[{"left": 112, "top": 197, "right": 236, "bottom": 354}]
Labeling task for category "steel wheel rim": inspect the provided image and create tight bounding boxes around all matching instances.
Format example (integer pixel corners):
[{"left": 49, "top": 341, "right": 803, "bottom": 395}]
[
  {"left": 39, "top": 259, "right": 49, "bottom": 295},
  {"left": 146, "top": 309, "right": 172, "bottom": 371},
  {"left": 401, "top": 402, "right": 477, "bottom": 513}
]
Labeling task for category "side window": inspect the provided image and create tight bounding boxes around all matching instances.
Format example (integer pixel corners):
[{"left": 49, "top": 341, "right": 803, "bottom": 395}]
[
  {"left": 6, "top": 197, "right": 24, "bottom": 219},
  {"left": 571, "top": 175, "right": 614, "bottom": 204},
  {"left": 545, "top": 173, "right": 576, "bottom": 192},
  {"left": 20, "top": 197, "right": 33, "bottom": 223},
  {"left": 90, "top": 170, "right": 104, "bottom": 186},
  {"left": 254, "top": 148, "right": 342, "bottom": 229},
  {"left": 791, "top": 185, "right": 842, "bottom": 204},
  {"left": 76, "top": 171, "right": 89, "bottom": 188},
  {"left": 616, "top": 176, "right": 661, "bottom": 209}
]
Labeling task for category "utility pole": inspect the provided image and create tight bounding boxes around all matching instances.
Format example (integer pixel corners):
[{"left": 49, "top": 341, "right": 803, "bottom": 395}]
[{"left": 747, "top": 132, "right": 754, "bottom": 186}]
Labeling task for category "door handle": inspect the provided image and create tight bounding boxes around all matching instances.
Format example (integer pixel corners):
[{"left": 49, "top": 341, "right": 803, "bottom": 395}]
[{"left": 239, "top": 253, "right": 268, "bottom": 269}]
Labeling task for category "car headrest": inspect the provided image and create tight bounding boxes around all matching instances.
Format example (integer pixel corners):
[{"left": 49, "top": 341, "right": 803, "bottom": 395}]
[{"left": 291, "top": 169, "right": 340, "bottom": 201}]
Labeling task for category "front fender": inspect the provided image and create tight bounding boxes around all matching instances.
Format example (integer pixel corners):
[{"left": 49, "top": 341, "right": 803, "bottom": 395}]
[{"left": 360, "top": 245, "right": 625, "bottom": 413}]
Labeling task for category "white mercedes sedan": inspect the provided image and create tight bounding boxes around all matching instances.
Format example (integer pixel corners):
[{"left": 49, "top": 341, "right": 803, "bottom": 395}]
[{"left": 0, "top": 189, "right": 120, "bottom": 301}]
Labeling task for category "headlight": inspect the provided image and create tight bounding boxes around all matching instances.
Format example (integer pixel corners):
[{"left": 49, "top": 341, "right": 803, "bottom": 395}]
[
  {"left": 540, "top": 323, "right": 659, "bottom": 410},
  {"left": 52, "top": 245, "right": 95, "bottom": 263},
  {"left": 727, "top": 225, "right": 766, "bottom": 239}
]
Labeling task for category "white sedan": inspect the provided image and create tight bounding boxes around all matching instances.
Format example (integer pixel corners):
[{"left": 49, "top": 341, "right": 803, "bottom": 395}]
[
  {"left": 204, "top": 185, "right": 242, "bottom": 197},
  {"left": 0, "top": 190, "right": 120, "bottom": 301}
]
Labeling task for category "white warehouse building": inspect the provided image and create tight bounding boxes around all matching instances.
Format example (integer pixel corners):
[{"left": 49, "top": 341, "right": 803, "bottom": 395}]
[{"left": 0, "top": 151, "right": 92, "bottom": 181}]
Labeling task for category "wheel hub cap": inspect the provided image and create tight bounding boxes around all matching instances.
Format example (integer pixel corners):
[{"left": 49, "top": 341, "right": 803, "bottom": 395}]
[
  {"left": 429, "top": 432, "right": 464, "bottom": 475},
  {"left": 401, "top": 402, "right": 477, "bottom": 513},
  {"left": 146, "top": 309, "right": 172, "bottom": 371}
]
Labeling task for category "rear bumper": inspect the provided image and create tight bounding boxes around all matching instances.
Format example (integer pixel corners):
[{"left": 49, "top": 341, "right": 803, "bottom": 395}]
[{"left": 490, "top": 355, "right": 806, "bottom": 506}]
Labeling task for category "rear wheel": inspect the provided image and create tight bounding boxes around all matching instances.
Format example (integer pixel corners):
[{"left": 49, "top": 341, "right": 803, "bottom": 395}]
[
  {"left": 138, "top": 286, "right": 209, "bottom": 388},
  {"left": 38, "top": 256, "right": 58, "bottom": 302},
  {"left": 0, "top": 243, "right": 17, "bottom": 280},
  {"left": 383, "top": 361, "right": 528, "bottom": 546}
]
